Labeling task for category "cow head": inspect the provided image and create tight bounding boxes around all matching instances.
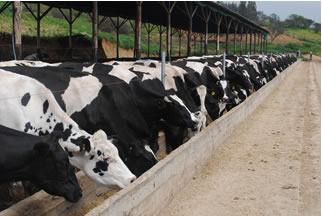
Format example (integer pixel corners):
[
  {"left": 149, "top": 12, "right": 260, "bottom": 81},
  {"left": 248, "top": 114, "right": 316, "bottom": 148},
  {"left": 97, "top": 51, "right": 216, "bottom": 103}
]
[
  {"left": 30, "top": 131, "right": 82, "bottom": 202},
  {"left": 163, "top": 95, "right": 196, "bottom": 129},
  {"left": 108, "top": 135, "right": 158, "bottom": 177},
  {"left": 69, "top": 130, "right": 136, "bottom": 188}
]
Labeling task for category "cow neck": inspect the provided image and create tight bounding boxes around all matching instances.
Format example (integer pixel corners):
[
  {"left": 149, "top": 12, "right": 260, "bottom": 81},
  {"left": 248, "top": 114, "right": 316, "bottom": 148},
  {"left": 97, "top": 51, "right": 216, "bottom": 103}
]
[{"left": 0, "top": 144, "right": 35, "bottom": 183}]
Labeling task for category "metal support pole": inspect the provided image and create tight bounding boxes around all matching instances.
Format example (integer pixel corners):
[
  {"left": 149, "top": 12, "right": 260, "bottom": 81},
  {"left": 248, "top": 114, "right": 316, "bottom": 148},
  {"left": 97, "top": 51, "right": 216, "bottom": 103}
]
[
  {"left": 248, "top": 52, "right": 250, "bottom": 63},
  {"left": 261, "top": 52, "right": 264, "bottom": 69},
  {"left": 161, "top": 51, "right": 166, "bottom": 84}
]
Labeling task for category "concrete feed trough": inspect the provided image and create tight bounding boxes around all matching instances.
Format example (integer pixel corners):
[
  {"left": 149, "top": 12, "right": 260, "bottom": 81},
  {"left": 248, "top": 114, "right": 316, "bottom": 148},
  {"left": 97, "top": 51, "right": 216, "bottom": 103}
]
[{"left": 0, "top": 61, "right": 299, "bottom": 216}]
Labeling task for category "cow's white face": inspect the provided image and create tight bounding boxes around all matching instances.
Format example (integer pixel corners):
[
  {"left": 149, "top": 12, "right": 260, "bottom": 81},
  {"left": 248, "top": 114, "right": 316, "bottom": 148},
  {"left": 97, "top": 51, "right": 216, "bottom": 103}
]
[{"left": 71, "top": 130, "right": 136, "bottom": 188}]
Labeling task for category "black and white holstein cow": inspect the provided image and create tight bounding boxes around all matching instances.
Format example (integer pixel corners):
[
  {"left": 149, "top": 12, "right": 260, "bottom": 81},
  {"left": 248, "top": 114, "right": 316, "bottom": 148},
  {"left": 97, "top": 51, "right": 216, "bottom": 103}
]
[
  {"left": 106, "top": 60, "right": 207, "bottom": 151},
  {"left": 0, "top": 63, "right": 158, "bottom": 177},
  {"left": 0, "top": 126, "right": 82, "bottom": 202},
  {"left": 171, "top": 59, "right": 236, "bottom": 120},
  {"left": 0, "top": 68, "right": 136, "bottom": 188},
  {"left": 50, "top": 61, "right": 201, "bottom": 155}
]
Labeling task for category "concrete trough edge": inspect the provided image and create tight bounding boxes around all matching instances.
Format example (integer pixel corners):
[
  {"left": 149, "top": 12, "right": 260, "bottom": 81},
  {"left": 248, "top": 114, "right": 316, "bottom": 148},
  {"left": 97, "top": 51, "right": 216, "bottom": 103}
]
[{"left": 86, "top": 61, "right": 300, "bottom": 216}]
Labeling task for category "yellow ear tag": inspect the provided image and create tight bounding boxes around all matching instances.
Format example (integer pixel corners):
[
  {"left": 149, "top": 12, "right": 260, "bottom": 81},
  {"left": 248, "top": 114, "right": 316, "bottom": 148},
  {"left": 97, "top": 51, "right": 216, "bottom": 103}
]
[
  {"left": 129, "top": 146, "right": 133, "bottom": 150},
  {"left": 232, "top": 86, "right": 235, "bottom": 90},
  {"left": 211, "top": 91, "right": 216, "bottom": 96}
]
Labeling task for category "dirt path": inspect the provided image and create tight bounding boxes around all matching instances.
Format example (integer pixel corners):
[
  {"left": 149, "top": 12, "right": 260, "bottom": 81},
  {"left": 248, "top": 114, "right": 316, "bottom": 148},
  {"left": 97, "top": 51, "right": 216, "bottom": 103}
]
[{"left": 160, "top": 60, "right": 321, "bottom": 216}]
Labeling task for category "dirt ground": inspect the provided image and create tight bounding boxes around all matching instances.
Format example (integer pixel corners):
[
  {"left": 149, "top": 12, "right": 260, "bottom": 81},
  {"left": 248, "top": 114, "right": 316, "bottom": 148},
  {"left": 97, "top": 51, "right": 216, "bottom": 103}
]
[{"left": 160, "top": 60, "right": 321, "bottom": 216}]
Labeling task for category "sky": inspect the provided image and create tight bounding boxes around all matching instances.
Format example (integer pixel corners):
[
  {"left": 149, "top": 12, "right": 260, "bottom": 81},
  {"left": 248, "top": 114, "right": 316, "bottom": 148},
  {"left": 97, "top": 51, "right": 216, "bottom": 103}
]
[{"left": 255, "top": 1, "right": 321, "bottom": 23}]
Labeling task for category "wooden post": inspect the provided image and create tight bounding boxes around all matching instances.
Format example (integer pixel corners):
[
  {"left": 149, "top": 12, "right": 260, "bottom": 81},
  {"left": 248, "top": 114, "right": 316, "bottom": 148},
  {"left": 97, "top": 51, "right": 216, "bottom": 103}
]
[
  {"left": 23, "top": 2, "right": 53, "bottom": 55},
  {"left": 213, "top": 13, "right": 222, "bottom": 55},
  {"left": 37, "top": 3, "right": 40, "bottom": 53},
  {"left": 178, "top": 29, "right": 183, "bottom": 57},
  {"left": 233, "top": 22, "right": 238, "bottom": 55},
  {"left": 59, "top": 8, "right": 82, "bottom": 59},
  {"left": 143, "top": 23, "right": 156, "bottom": 58},
  {"left": 249, "top": 29, "right": 252, "bottom": 55},
  {"left": 259, "top": 33, "right": 263, "bottom": 53},
  {"left": 201, "top": 7, "right": 211, "bottom": 55},
  {"left": 116, "top": 17, "right": 120, "bottom": 58},
  {"left": 254, "top": 31, "right": 256, "bottom": 54},
  {"left": 239, "top": 25, "right": 243, "bottom": 56},
  {"left": 224, "top": 17, "right": 232, "bottom": 54},
  {"left": 161, "top": 2, "right": 176, "bottom": 61},
  {"left": 92, "top": 1, "right": 98, "bottom": 62},
  {"left": 135, "top": 1, "right": 142, "bottom": 60},
  {"left": 200, "top": 33, "right": 203, "bottom": 55},
  {"left": 245, "top": 27, "right": 248, "bottom": 54},
  {"left": 13, "top": 1, "right": 22, "bottom": 60},
  {"left": 109, "top": 17, "right": 128, "bottom": 58},
  {"left": 128, "top": 20, "right": 136, "bottom": 58},
  {"left": 184, "top": 2, "right": 198, "bottom": 57}
]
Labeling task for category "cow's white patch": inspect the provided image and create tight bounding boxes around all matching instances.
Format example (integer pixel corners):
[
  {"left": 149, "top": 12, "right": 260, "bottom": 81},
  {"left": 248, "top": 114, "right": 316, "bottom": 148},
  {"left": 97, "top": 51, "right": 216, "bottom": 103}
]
[
  {"left": 109, "top": 66, "right": 137, "bottom": 84},
  {"left": 218, "top": 102, "right": 226, "bottom": 114},
  {"left": 242, "top": 70, "right": 250, "bottom": 79},
  {"left": 196, "top": 85, "right": 207, "bottom": 115},
  {"left": 215, "top": 61, "right": 222, "bottom": 66},
  {"left": 185, "top": 61, "right": 206, "bottom": 75},
  {"left": 209, "top": 66, "right": 223, "bottom": 78},
  {"left": 241, "top": 89, "right": 247, "bottom": 98},
  {"left": 168, "top": 94, "right": 197, "bottom": 123},
  {"left": 82, "top": 64, "right": 95, "bottom": 73},
  {"left": 62, "top": 75, "right": 103, "bottom": 116},
  {"left": 144, "top": 145, "right": 157, "bottom": 160}
]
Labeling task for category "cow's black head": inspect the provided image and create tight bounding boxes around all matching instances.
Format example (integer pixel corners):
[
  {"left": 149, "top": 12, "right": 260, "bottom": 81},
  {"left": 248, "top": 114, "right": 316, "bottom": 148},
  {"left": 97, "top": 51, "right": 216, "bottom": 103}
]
[
  {"left": 162, "top": 96, "right": 195, "bottom": 129},
  {"left": 110, "top": 136, "right": 157, "bottom": 177},
  {"left": 30, "top": 131, "right": 82, "bottom": 202}
]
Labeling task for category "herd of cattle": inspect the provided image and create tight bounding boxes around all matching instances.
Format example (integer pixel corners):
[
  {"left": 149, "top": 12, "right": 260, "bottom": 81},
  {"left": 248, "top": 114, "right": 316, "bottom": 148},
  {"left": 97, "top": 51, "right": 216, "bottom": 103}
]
[{"left": 0, "top": 53, "right": 296, "bottom": 206}]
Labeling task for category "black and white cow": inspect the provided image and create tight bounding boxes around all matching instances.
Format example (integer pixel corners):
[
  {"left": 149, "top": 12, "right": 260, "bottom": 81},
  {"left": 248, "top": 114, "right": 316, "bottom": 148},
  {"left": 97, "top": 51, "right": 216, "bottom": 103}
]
[
  {"left": 0, "top": 125, "right": 82, "bottom": 202},
  {"left": 0, "top": 63, "right": 158, "bottom": 177},
  {"left": 105, "top": 61, "right": 207, "bottom": 150},
  {"left": 0, "top": 68, "right": 136, "bottom": 188}
]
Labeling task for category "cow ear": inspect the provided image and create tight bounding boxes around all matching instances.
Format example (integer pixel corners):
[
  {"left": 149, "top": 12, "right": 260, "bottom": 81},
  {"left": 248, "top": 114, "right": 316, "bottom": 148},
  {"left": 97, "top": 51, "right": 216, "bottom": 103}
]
[
  {"left": 50, "top": 131, "right": 63, "bottom": 142},
  {"left": 34, "top": 142, "right": 50, "bottom": 157},
  {"left": 108, "top": 135, "right": 119, "bottom": 145}
]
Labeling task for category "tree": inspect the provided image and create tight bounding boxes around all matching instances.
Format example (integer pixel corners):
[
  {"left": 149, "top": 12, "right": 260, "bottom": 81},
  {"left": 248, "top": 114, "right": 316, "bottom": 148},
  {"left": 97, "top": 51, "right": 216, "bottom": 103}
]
[
  {"left": 313, "top": 23, "right": 321, "bottom": 33},
  {"left": 238, "top": 1, "right": 247, "bottom": 17},
  {"left": 285, "top": 14, "right": 314, "bottom": 28},
  {"left": 269, "top": 13, "right": 280, "bottom": 23},
  {"left": 270, "top": 21, "right": 284, "bottom": 42},
  {"left": 246, "top": 1, "right": 257, "bottom": 22}
]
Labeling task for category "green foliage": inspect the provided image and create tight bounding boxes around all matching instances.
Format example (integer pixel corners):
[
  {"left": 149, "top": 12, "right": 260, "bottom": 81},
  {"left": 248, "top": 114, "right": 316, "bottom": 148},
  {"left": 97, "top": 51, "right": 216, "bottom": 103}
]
[{"left": 285, "top": 14, "right": 314, "bottom": 29}]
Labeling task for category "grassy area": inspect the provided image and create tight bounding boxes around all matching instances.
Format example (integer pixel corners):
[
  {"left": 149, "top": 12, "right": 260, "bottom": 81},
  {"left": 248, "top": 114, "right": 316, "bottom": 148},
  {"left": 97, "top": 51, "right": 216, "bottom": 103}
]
[
  {"left": 283, "top": 27, "right": 321, "bottom": 56},
  {"left": 0, "top": 2, "right": 320, "bottom": 57}
]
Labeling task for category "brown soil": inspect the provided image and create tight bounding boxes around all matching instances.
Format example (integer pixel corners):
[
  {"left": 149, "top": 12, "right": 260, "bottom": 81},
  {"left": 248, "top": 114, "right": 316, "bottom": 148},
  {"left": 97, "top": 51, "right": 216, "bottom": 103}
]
[
  {"left": 161, "top": 60, "right": 321, "bottom": 216},
  {"left": 269, "top": 34, "right": 303, "bottom": 45},
  {"left": 101, "top": 39, "right": 147, "bottom": 58}
]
